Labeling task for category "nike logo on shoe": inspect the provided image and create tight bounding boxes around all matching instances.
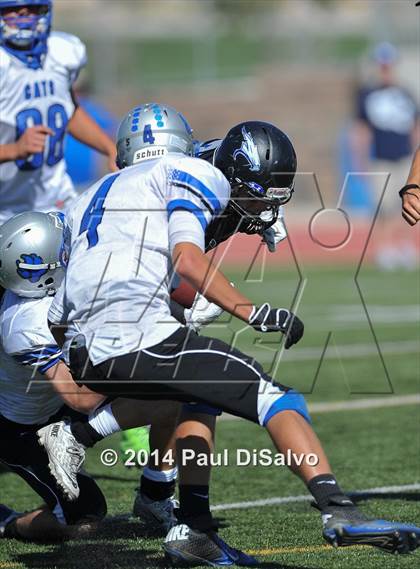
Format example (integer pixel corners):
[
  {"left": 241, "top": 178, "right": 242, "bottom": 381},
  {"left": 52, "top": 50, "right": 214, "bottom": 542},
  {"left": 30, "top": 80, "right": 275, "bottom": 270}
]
[{"left": 165, "top": 524, "right": 190, "bottom": 542}]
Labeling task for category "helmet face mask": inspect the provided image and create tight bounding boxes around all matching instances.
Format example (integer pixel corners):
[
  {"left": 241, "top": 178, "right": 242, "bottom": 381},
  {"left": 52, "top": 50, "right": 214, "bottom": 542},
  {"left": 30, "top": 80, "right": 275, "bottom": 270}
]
[
  {"left": 0, "top": 0, "right": 52, "bottom": 68},
  {"left": 214, "top": 121, "right": 297, "bottom": 234},
  {"left": 0, "top": 211, "right": 64, "bottom": 298},
  {"left": 116, "top": 103, "right": 195, "bottom": 168},
  {"left": 228, "top": 184, "right": 279, "bottom": 234}
]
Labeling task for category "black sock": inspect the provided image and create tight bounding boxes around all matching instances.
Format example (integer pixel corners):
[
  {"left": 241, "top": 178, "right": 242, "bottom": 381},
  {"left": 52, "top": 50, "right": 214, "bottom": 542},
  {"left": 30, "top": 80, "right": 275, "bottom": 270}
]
[
  {"left": 177, "top": 484, "right": 213, "bottom": 532},
  {"left": 140, "top": 475, "right": 175, "bottom": 502},
  {"left": 307, "top": 474, "right": 354, "bottom": 510},
  {"left": 71, "top": 421, "right": 104, "bottom": 448}
]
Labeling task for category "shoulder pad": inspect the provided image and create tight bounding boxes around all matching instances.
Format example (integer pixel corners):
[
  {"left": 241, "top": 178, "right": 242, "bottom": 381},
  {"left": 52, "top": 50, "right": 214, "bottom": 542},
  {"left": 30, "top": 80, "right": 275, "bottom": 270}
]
[
  {"left": 47, "top": 31, "right": 87, "bottom": 77},
  {"left": 169, "top": 155, "right": 231, "bottom": 213},
  {"left": 1, "top": 295, "right": 55, "bottom": 355},
  {"left": 0, "top": 45, "right": 12, "bottom": 74}
]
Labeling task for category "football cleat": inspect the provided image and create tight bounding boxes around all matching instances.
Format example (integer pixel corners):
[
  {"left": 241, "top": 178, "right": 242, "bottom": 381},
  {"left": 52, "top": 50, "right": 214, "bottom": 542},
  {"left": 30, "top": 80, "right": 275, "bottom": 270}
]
[
  {"left": 133, "top": 491, "right": 178, "bottom": 533},
  {"left": 0, "top": 504, "right": 21, "bottom": 538},
  {"left": 37, "top": 421, "right": 85, "bottom": 501},
  {"left": 164, "top": 523, "right": 257, "bottom": 567},
  {"left": 322, "top": 499, "right": 420, "bottom": 554}
]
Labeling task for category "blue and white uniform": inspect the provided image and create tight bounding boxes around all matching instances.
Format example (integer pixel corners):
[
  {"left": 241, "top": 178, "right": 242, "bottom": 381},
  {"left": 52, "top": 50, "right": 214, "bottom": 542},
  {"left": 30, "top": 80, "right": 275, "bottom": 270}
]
[
  {"left": 0, "top": 289, "right": 106, "bottom": 524},
  {"left": 49, "top": 154, "right": 231, "bottom": 365},
  {"left": 0, "top": 31, "right": 86, "bottom": 224},
  {"left": 0, "top": 290, "right": 63, "bottom": 424},
  {"left": 49, "top": 152, "right": 309, "bottom": 430}
]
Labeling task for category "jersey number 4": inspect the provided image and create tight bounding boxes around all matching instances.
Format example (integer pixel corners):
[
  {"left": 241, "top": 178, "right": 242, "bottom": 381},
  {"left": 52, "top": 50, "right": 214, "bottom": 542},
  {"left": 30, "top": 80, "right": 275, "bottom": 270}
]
[
  {"left": 79, "top": 173, "right": 120, "bottom": 249},
  {"left": 15, "top": 104, "right": 68, "bottom": 171}
]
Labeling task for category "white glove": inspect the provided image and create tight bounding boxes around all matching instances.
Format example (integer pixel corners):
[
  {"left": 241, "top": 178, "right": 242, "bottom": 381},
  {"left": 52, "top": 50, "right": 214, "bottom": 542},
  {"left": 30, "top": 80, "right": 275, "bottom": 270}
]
[
  {"left": 184, "top": 292, "right": 224, "bottom": 333},
  {"left": 262, "top": 208, "right": 287, "bottom": 253}
]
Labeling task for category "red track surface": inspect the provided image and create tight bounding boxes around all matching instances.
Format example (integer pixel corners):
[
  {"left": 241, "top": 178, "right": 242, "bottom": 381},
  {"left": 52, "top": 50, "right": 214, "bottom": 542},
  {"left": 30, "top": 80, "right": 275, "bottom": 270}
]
[{"left": 212, "top": 218, "right": 419, "bottom": 267}]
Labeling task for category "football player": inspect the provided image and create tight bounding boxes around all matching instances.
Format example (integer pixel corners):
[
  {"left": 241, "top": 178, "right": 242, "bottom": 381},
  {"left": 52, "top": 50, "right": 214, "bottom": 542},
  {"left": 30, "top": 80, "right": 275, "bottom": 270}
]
[
  {"left": 0, "top": 211, "right": 108, "bottom": 540},
  {"left": 0, "top": 0, "right": 117, "bottom": 227},
  {"left": 39, "top": 103, "right": 420, "bottom": 565},
  {"left": 35, "top": 118, "right": 295, "bottom": 541},
  {"left": 0, "top": 211, "right": 182, "bottom": 541}
]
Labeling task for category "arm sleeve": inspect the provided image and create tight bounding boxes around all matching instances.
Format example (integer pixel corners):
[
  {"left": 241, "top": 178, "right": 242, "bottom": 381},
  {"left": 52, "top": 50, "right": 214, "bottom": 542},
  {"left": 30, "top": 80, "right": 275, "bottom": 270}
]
[
  {"left": 168, "top": 210, "right": 206, "bottom": 252},
  {"left": 3, "top": 328, "right": 63, "bottom": 375},
  {"left": 166, "top": 158, "right": 231, "bottom": 252},
  {"left": 11, "top": 344, "right": 64, "bottom": 375}
]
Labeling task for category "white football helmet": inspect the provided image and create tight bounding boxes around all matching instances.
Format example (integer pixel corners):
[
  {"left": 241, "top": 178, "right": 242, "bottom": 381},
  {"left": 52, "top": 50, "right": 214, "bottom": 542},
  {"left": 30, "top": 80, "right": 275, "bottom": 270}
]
[{"left": 0, "top": 211, "right": 65, "bottom": 298}]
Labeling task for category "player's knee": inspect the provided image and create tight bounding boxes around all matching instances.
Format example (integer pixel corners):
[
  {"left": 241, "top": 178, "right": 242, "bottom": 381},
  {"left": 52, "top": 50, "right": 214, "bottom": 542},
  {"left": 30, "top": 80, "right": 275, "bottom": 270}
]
[{"left": 257, "top": 382, "right": 310, "bottom": 426}]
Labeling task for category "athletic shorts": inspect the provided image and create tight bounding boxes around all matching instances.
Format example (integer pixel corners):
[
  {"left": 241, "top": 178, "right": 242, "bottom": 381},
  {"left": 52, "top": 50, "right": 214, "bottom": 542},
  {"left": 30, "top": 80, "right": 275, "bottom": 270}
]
[
  {"left": 69, "top": 327, "right": 292, "bottom": 425},
  {"left": 0, "top": 406, "right": 107, "bottom": 525}
]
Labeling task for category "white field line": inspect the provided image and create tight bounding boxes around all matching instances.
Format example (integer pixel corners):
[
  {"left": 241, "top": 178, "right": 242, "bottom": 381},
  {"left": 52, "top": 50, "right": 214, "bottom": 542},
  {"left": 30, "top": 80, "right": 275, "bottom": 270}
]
[
  {"left": 212, "top": 483, "right": 420, "bottom": 512},
  {"left": 220, "top": 393, "right": 420, "bottom": 421},
  {"left": 330, "top": 305, "right": 420, "bottom": 324},
  {"left": 257, "top": 339, "right": 419, "bottom": 363}
]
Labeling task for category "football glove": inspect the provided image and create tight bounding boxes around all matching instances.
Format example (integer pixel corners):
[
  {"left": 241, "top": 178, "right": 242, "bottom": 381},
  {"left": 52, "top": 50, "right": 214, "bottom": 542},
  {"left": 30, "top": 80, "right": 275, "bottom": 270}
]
[
  {"left": 248, "top": 302, "right": 304, "bottom": 348},
  {"left": 262, "top": 209, "right": 287, "bottom": 253},
  {"left": 184, "top": 292, "right": 224, "bottom": 333}
]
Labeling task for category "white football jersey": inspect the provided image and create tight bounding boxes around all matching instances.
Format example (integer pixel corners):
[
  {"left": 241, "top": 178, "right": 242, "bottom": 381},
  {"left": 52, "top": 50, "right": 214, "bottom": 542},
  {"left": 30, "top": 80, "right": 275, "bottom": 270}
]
[
  {"left": 0, "top": 291, "right": 63, "bottom": 425},
  {"left": 0, "top": 32, "right": 87, "bottom": 224},
  {"left": 48, "top": 154, "right": 231, "bottom": 365}
]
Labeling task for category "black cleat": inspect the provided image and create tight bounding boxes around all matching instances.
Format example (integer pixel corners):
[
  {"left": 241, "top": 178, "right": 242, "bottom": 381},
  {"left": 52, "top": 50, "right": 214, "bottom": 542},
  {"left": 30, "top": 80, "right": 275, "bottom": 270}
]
[{"left": 164, "top": 523, "right": 257, "bottom": 567}]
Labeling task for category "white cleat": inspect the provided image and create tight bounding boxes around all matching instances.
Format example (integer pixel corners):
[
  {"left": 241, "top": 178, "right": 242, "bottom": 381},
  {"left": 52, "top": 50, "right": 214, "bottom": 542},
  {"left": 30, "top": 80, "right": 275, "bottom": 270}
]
[
  {"left": 133, "top": 491, "right": 178, "bottom": 533},
  {"left": 37, "top": 421, "right": 85, "bottom": 501}
]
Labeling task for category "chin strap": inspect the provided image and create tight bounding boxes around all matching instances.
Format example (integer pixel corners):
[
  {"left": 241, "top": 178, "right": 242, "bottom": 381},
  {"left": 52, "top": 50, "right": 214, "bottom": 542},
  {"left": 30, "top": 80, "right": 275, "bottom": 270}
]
[
  {"left": 229, "top": 200, "right": 278, "bottom": 235},
  {"left": 17, "top": 260, "right": 61, "bottom": 271}
]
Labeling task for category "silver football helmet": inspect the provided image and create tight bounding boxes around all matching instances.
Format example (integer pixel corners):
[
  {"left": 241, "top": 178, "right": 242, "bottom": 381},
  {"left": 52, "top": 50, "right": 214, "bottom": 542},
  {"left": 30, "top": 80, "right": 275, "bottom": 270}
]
[
  {"left": 0, "top": 211, "right": 65, "bottom": 298},
  {"left": 116, "top": 102, "right": 195, "bottom": 168}
]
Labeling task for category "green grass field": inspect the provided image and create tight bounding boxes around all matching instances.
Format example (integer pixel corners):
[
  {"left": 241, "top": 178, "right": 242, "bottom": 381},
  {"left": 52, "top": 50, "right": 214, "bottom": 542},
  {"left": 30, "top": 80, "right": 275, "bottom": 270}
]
[{"left": 1, "top": 265, "right": 419, "bottom": 569}]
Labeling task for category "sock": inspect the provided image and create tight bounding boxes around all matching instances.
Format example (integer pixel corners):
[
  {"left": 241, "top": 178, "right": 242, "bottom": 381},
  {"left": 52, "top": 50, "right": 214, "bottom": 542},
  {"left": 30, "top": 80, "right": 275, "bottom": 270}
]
[
  {"left": 177, "top": 484, "right": 213, "bottom": 532},
  {"left": 143, "top": 466, "right": 178, "bottom": 483},
  {"left": 307, "top": 474, "right": 353, "bottom": 510},
  {"left": 70, "top": 421, "right": 104, "bottom": 448},
  {"left": 140, "top": 476, "right": 176, "bottom": 502},
  {"left": 88, "top": 403, "right": 121, "bottom": 438}
]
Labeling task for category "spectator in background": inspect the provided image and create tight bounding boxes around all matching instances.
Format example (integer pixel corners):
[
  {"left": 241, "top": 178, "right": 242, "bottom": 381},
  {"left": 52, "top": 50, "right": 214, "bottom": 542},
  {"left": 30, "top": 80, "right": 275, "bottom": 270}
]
[
  {"left": 351, "top": 42, "right": 419, "bottom": 269},
  {"left": 64, "top": 77, "right": 117, "bottom": 192}
]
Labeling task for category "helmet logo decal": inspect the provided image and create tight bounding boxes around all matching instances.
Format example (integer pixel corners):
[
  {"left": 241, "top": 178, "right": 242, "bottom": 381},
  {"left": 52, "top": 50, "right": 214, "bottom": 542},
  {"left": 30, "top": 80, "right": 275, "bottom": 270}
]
[
  {"left": 246, "top": 181, "right": 265, "bottom": 194},
  {"left": 233, "top": 126, "right": 261, "bottom": 172},
  {"left": 16, "top": 254, "right": 48, "bottom": 283}
]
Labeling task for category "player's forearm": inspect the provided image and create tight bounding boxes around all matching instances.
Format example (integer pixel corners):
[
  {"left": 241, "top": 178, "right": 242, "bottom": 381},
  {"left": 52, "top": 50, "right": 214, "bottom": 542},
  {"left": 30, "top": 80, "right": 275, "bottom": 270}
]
[
  {"left": 406, "top": 147, "right": 420, "bottom": 187},
  {"left": 173, "top": 243, "right": 253, "bottom": 322},
  {"left": 45, "top": 361, "right": 106, "bottom": 414},
  {"left": 0, "top": 142, "right": 19, "bottom": 163},
  {"left": 67, "top": 105, "right": 115, "bottom": 157}
]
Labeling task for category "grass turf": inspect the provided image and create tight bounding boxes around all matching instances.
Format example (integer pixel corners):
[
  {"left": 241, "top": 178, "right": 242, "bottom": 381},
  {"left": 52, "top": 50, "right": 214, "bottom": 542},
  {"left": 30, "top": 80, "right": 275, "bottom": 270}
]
[{"left": 0, "top": 265, "right": 419, "bottom": 568}]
